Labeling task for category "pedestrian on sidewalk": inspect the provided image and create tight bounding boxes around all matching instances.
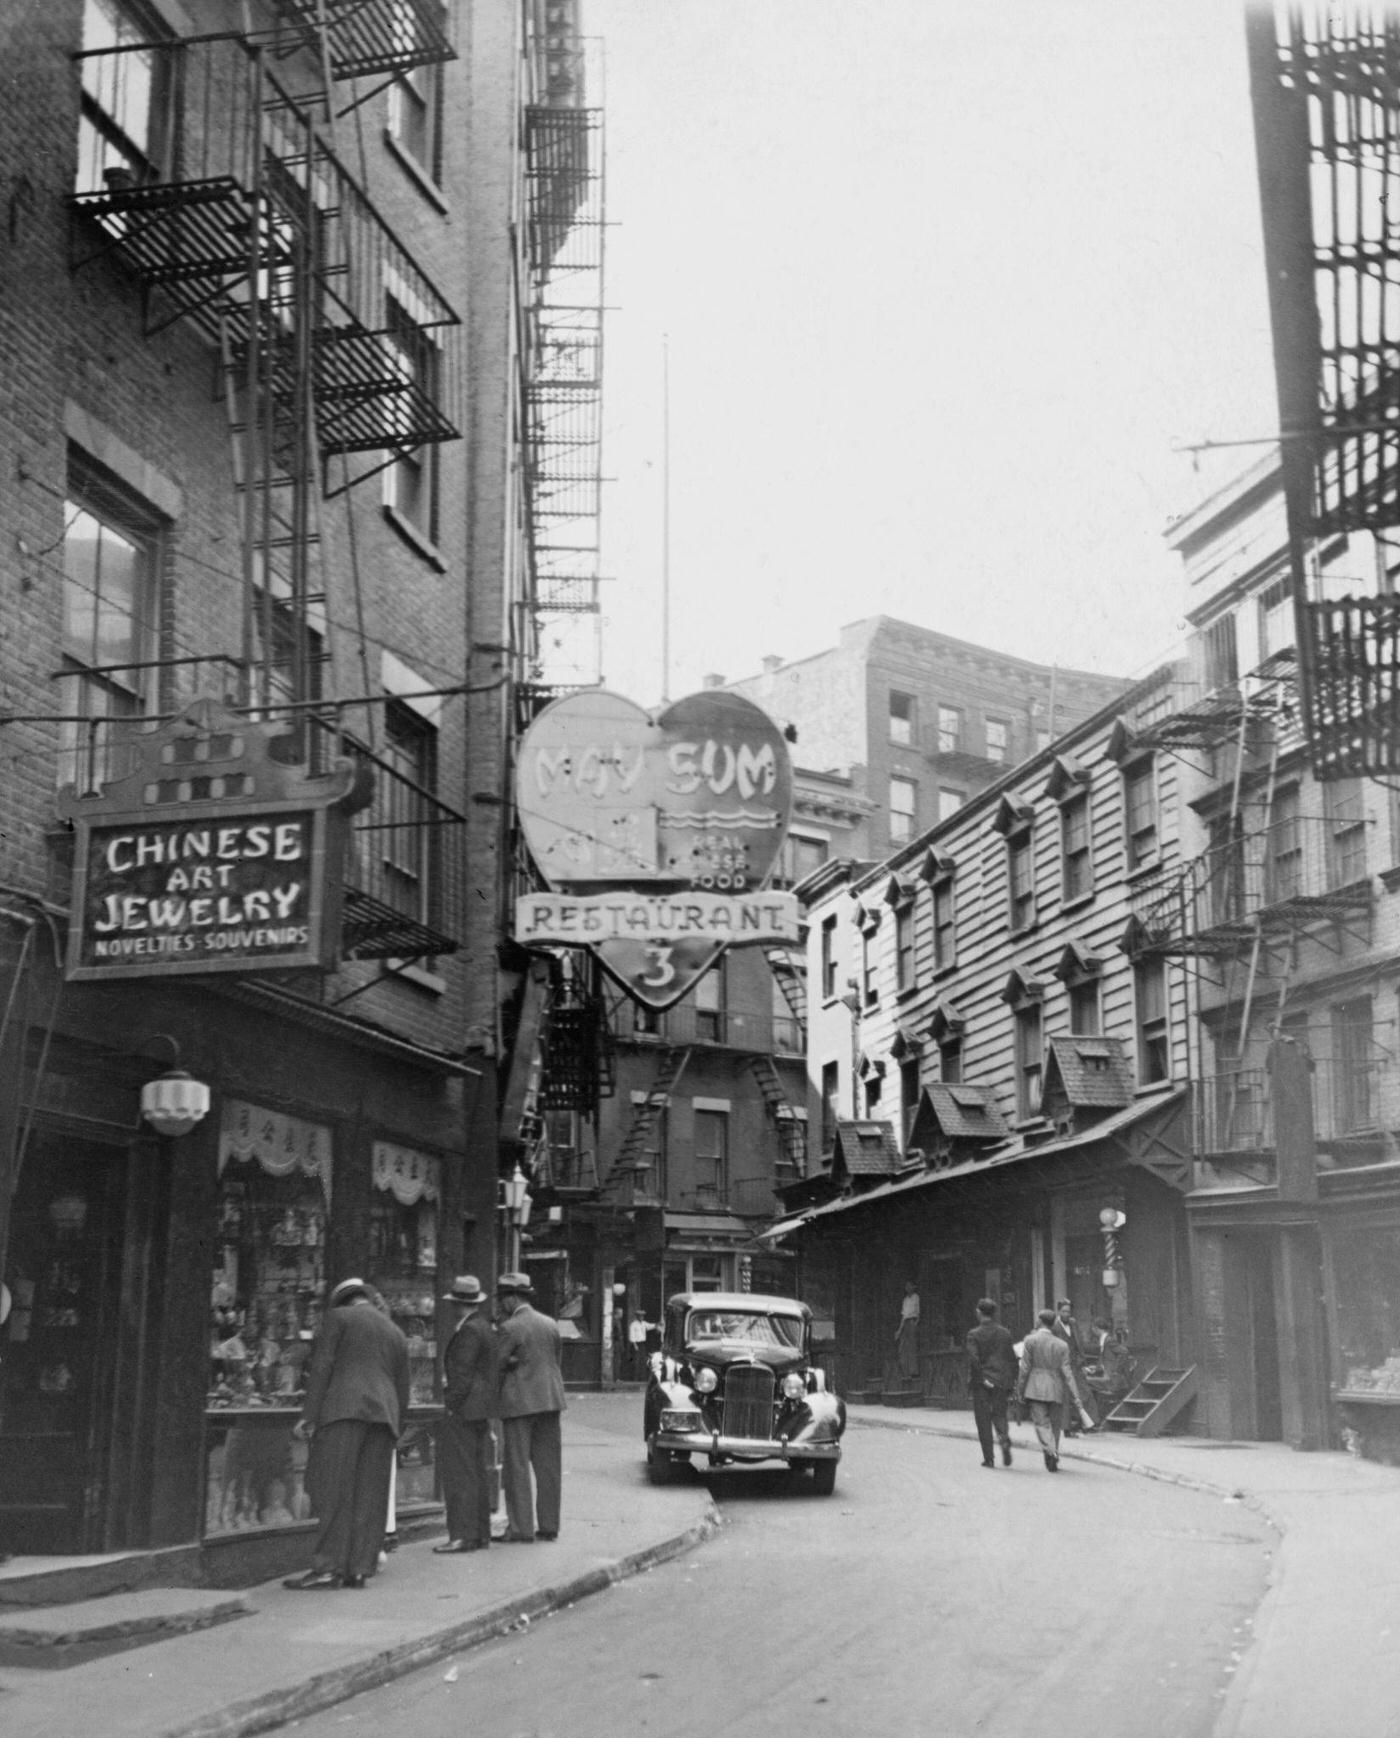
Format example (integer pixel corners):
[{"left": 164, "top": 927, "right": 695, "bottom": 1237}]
[
  {"left": 966, "top": 1297, "right": 1016, "bottom": 1469},
  {"left": 1015, "top": 1308, "right": 1085, "bottom": 1472},
  {"left": 1052, "top": 1298, "right": 1096, "bottom": 1435},
  {"left": 285, "top": 1277, "right": 410, "bottom": 1590},
  {"left": 495, "top": 1272, "right": 567, "bottom": 1543},
  {"left": 435, "top": 1275, "right": 496, "bottom": 1555},
  {"left": 894, "top": 1281, "right": 920, "bottom": 1383}
]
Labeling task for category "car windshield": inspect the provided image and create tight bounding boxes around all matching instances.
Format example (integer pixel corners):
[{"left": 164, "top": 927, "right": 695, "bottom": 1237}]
[{"left": 686, "top": 1310, "right": 804, "bottom": 1350}]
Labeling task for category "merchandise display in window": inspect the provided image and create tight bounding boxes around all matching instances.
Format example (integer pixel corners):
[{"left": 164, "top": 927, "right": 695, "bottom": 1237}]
[
  {"left": 204, "top": 1101, "right": 332, "bottom": 1537},
  {"left": 369, "top": 1141, "right": 442, "bottom": 1414},
  {"left": 1335, "top": 1223, "right": 1400, "bottom": 1396}
]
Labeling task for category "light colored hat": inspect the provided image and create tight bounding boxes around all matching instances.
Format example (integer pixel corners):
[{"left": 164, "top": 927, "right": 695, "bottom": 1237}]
[
  {"left": 495, "top": 1270, "right": 533, "bottom": 1295},
  {"left": 444, "top": 1274, "right": 487, "bottom": 1305},
  {"left": 328, "top": 1277, "right": 369, "bottom": 1307}
]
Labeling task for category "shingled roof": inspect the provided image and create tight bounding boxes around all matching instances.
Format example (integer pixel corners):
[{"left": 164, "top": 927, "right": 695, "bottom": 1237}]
[
  {"left": 829, "top": 1120, "right": 902, "bottom": 1181},
  {"left": 1041, "top": 1036, "right": 1133, "bottom": 1112},
  {"left": 909, "top": 1083, "right": 1010, "bottom": 1148}
]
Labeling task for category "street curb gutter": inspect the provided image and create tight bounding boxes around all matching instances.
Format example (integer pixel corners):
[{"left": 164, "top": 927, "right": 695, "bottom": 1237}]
[
  {"left": 153, "top": 1503, "right": 723, "bottom": 1738},
  {"left": 848, "top": 1413, "right": 1286, "bottom": 1537}
]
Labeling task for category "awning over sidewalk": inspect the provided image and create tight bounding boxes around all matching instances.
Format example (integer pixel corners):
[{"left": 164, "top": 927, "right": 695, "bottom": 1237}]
[{"left": 761, "top": 1087, "right": 1189, "bottom": 1239}]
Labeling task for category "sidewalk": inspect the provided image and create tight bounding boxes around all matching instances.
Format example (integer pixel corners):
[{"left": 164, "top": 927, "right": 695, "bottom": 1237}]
[
  {"left": 848, "top": 1401, "right": 1400, "bottom": 1738},
  {"left": 0, "top": 1394, "right": 718, "bottom": 1738},
  {"left": 3, "top": 1395, "right": 1398, "bottom": 1738}
]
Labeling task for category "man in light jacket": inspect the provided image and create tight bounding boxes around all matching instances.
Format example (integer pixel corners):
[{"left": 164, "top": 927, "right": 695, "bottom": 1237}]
[
  {"left": 286, "top": 1277, "right": 410, "bottom": 1589},
  {"left": 1016, "top": 1307, "right": 1084, "bottom": 1473},
  {"left": 495, "top": 1271, "right": 567, "bottom": 1542}
]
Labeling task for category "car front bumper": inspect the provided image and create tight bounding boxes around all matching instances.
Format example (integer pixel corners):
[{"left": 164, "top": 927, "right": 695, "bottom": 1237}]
[{"left": 653, "top": 1429, "right": 842, "bottom": 1464}]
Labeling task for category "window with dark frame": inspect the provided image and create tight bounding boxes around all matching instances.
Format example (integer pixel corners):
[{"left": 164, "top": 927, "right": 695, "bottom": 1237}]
[
  {"left": 936, "top": 705, "right": 962, "bottom": 754},
  {"left": 894, "top": 900, "right": 915, "bottom": 992},
  {"left": 820, "top": 916, "right": 837, "bottom": 1001},
  {"left": 1326, "top": 778, "right": 1367, "bottom": 888},
  {"left": 60, "top": 455, "right": 162, "bottom": 793},
  {"left": 864, "top": 1071, "right": 882, "bottom": 1117},
  {"left": 939, "top": 1034, "right": 962, "bottom": 1084},
  {"left": 1135, "top": 956, "right": 1170, "bottom": 1084},
  {"left": 889, "top": 690, "right": 914, "bottom": 746},
  {"left": 901, "top": 1057, "right": 921, "bottom": 1143},
  {"left": 860, "top": 920, "right": 879, "bottom": 1009},
  {"left": 384, "top": 295, "right": 441, "bottom": 543},
  {"left": 820, "top": 1061, "right": 840, "bottom": 1151},
  {"left": 985, "top": 717, "right": 1010, "bottom": 764},
  {"left": 1061, "top": 790, "right": 1092, "bottom": 904},
  {"left": 889, "top": 775, "right": 917, "bottom": 844},
  {"left": 1068, "top": 976, "right": 1101, "bottom": 1037},
  {"left": 77, "top": 0, "right": 167, "bottom": 194},
  {"left": 1122, "top": 758, "right": 1158, "bottom": 872},
  {"left": 1203, "top": 612, "right": 1239, "bottom": 690},
  {"left": 694, "top": 961, "right": 724, "bottom": 1041},
  {"left": 1007, "top": 827, "right": 1036, "bottom": 931},
  {"left": 380, "top": 698, "right": 438, "bottom": 924},
  {"left": 387, "top": 53, "right": 445, "bottom": 184},
  {"left": 932, "top": 873, "right": 956, "bottom": 971},
  {"left": 1333, "top": 996, "right": 1374, "bottom": 1133},
  {"left": 1014, "top": 999, "right": 1044, "bottom": 1120},
  {"left": 692, "top": 1109, "right": 728, "bottom": 1204},
  {"left": 1266, "top": 784, "right": 1303, "bottom": 903}
]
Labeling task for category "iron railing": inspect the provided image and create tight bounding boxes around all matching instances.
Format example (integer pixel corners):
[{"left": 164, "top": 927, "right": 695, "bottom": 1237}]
[
  {"left": 341, "top": 735, "right": 464, "bottom": 960},
  {"left": 70, "top": 34, "right": 461, "bottom": 460},
  {"left": 612, "top": 1001, "right": 803, "bottom": 1056},
  {"left": 1128, "top": 814, "right": 1372, "bottom": 957},
  {"left": 1194, "top": 1055, "right": 1399, "bottom": 1152}
]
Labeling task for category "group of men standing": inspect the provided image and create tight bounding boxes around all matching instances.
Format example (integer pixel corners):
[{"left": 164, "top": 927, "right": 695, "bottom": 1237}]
[
  {"left": 282, "top": 1269, "right": 566, "bottom": 1590},
  {"left": 965, "top": 1297, "right": 1095, "bottom": 1474}
]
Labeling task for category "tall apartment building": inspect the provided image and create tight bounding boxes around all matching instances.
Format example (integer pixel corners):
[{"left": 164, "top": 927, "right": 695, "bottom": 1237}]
[
  {"left": 725, "top": 617, "right": 1132, "bottom": 856},
  {"left": 0, "top": 0, "right": 591, "bottom": 1569}
]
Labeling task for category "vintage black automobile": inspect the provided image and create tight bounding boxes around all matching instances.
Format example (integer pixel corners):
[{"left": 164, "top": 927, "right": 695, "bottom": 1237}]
[{"left": 643, "top": 1292, "right": 846, "bottom": 1493}]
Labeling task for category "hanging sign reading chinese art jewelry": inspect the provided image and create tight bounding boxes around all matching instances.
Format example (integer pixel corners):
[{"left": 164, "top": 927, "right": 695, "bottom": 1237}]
[
  {"left": 514, "top": 688, "right": 797, "bottom": 1009},
  {"left": 57, "top": 697, "right": 362, "bottom": 981}
]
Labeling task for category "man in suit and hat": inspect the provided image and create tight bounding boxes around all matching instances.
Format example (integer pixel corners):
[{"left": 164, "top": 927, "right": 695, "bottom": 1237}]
[
  {"left": 494, "top": 1270, "right": 567, "bottom": 1542},
  {"left": 284, "top": 1277, "right": 410, "bottom": 1589},
  {"left": 1016, "top": 1307, "right": 1086, "bottom": 1472},
  {"left": 966, "top": 1297, "right": 1016, "bottom": 1469},
  {"left": 434, "top": 1275, "right": 496, "bottom": 1554}
]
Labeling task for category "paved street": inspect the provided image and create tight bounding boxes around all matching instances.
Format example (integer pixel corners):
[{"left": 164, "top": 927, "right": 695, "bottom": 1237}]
[{"left": 284, "top": 1407, "right": 1272, "bottom": 1738}]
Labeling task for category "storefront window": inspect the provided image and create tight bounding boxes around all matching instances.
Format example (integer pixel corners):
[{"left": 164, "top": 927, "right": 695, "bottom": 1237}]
[
  {"left": 1334, "top": 1222, "right": 1400, "bottom": 1393},
  {"left": 369, "top": 1141, "right": 441, "bottom": 1410},
  {"left": 204, "top": 1100, "right": 332, "bottom": 1537}
]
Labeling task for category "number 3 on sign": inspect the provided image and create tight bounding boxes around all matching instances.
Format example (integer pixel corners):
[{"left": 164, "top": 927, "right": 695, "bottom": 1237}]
[{"left": 640, "top": 942, "right": 675, "bottom": 988}]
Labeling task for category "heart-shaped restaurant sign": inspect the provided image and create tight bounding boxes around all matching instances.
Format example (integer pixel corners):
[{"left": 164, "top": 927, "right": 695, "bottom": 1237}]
[{"left": 514, "top": 689, "right": 796, "bottom": 1009}]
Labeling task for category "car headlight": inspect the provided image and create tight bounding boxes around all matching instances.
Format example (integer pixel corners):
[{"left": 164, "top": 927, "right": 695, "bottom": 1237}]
[
  {"left": 781, "top": 1372, "right": 807, "bottom": 1400},
  {"left": 693, "top": 1367, "right": 718, "bottom": 1394},
  {"left": 660, "top": 1408, "right": 703, "bottom": 1432}
]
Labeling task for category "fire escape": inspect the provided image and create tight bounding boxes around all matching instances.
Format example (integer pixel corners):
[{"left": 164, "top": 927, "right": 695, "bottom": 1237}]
[
  {"left": 1249, "top": 10, "right": 1400, "bottom": 776},
  {"left": 521, "top": 18, "right": 607, "bottom": 692},
  {"left": 67, "top": 10, "right": 464, "bottom": 962}
]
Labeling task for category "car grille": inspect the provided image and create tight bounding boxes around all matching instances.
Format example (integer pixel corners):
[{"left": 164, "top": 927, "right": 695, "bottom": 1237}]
[{"left": 721, "top": 1365, "right": 776, "bottom": 1440}]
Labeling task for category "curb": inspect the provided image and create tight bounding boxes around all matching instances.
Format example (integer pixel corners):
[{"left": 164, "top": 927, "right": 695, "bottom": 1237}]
[
  {"left": 847, "top": 1411, "right": 1286, "bottom": 1537},
  {"left": 153, "top": 1502, "right": 723, "bottom": 1738}
]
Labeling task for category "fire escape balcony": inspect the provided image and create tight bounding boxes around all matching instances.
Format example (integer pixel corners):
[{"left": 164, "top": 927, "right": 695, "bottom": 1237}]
[
  {"left": 1127, "top": 816, "right": 1374, "bottom": 960},
  {"left": 340, "top": 738, "right": 464, "bottom": 962},
  {"left": 272, "top": 0, "right": 455, "bottom": 82},
  {"left": 611, "top": 1001, "right": 805, "bottom": 1057},
  {"left": 1195, "top": 1053, "right": 1400, "bottom": 1159},
  {"left": 69, "top": 34, "right": 461, "bottom": 466}
]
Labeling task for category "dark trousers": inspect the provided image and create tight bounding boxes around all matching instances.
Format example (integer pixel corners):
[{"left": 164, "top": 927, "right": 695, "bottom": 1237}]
[
  {"left": 308, "top": 1419, "right": 395, "bottom": 1579},
  {"left": 971, "top": 1383, "right": 1011, "bottom": 1462},
  {"left": 441, "top": 1414, "right": 494, "bottom": 1546},
  {"left": 501, "top": 1411, "right": 562, "bottom": 1537}
]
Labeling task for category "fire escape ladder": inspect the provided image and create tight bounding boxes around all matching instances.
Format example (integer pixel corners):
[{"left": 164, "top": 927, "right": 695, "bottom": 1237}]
[
  {"left": 766, "top": 946, "right": 808, "bottom": 1031},
  {"left": 521, "top": 30, "right": 606, "bottom": 690},
  {"left": 613, "top": 1047, "right": 692, "bottom": 1180},
  {"left": 67, "top": 28, "right": 467, "bottom": 965},
  {"left": 747, "top": 1054, "right": 807, "bottom": 1175}
]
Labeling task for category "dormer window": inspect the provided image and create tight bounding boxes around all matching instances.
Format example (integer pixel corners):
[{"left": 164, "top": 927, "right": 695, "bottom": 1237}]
[
  {"left": 918, "top": 850, "right": 957, "bottom": 972},
  {"left": 992, "top": 796, "right": 1037, "bottom": 932},
  {"left": 1001, "top": 970, "right": 1047, "bottom": 1122},
  {"left": 1053, "top": 939, "right": 1104, "bottom": 1037}
]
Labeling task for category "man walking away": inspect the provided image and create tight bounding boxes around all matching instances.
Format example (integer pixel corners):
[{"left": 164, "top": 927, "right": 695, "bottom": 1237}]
[
  {"left": 1016, "top": 1307, "right": 1084, "bottom": 1472},
  {"left": 285, "top": 1277, "right": 409, "bottom": 1589},
  {"left": 495, "top": 1271, "right": 567, "bottom": 1542},
  {"left": 966, "top": 1297, "right": 1016, "bottom": 1468},
  {"left": 435, "top": 1275, "right": 496, "bottom": 1554}
]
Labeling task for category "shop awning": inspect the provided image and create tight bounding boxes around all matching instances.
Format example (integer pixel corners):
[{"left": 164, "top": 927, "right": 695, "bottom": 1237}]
[
  {"left": 760, "top": 1087, "right": 1190, "bottom": 1237},
  {"left": 664, "top": 1210, "right": 762, "bottom": 1250}
]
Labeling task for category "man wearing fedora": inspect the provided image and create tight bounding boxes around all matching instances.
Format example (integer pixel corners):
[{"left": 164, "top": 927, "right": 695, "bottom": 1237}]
[
  {"left": 434, "top": 1275, "right": 496, "bottom": 1554},
  {"left": 494, "top": 1271, "right": 566, "bottom": 1542},
  {"left": 285, "top": 1277, "right": 409, "bottom": 1589}
]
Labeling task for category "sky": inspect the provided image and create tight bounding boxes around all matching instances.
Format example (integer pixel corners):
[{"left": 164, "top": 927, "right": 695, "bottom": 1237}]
[{"left": 581, "top": 0, "right": 1282, "bottom": 707}]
